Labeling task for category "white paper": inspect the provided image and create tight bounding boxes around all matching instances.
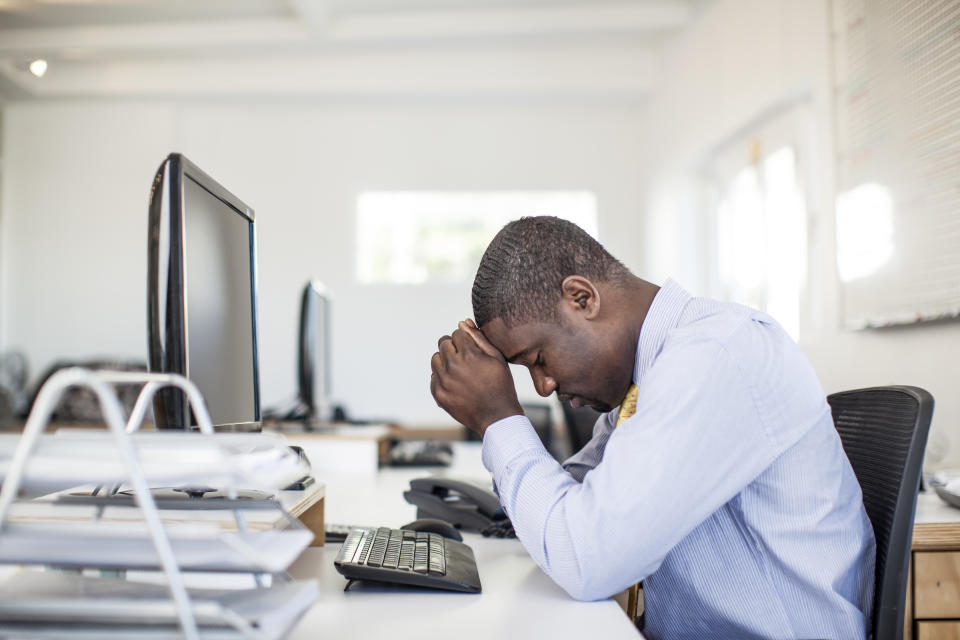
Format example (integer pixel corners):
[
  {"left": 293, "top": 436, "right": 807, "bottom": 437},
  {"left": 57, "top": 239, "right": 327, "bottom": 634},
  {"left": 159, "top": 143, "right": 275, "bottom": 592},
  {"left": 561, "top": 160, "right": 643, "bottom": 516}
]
[{"left": 0, "top": 571, "right": 317, "bottom": 639}]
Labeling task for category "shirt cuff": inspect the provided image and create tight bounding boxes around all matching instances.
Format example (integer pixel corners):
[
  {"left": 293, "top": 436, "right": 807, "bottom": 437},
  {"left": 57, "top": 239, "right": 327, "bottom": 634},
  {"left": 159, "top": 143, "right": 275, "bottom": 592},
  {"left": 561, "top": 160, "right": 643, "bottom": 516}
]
[{"left": 481, "top": 414, "right": 545, "bottom": 478}]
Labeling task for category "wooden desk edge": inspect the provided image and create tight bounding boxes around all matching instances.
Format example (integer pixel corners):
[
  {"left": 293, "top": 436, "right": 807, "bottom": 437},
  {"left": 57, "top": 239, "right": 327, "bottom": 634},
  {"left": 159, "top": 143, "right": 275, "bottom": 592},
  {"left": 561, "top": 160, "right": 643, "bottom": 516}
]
[
  {"left": 282, "top": 482, "right": 326, "bottom": 547},
  {"left": 912, "top": 522, "right": 960, "bottom": 551}
]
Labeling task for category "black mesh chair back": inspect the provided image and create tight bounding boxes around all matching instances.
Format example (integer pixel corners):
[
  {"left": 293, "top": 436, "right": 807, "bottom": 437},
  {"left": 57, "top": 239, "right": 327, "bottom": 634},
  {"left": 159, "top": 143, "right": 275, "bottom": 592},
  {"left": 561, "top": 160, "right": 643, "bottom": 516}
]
[
  {"left": 827, "top": 386, "right": 934, "bottom": 640},
  {"left": 560, "top": 401, "right": 603, "bottom": 454}
]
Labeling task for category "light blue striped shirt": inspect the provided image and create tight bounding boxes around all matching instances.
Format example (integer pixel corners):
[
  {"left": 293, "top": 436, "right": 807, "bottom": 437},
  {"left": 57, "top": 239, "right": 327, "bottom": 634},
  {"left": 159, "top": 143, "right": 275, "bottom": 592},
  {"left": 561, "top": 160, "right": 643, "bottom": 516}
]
[{"left": 481, "top": 280, "right": 875, "bottom": 639}]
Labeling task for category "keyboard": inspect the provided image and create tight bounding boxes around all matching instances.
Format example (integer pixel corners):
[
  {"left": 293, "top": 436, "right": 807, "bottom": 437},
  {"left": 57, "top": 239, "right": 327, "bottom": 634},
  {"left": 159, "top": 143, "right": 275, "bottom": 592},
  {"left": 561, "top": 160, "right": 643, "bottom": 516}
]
[{"left": 334, "top": 527, "right": 482, "bottom": 593}]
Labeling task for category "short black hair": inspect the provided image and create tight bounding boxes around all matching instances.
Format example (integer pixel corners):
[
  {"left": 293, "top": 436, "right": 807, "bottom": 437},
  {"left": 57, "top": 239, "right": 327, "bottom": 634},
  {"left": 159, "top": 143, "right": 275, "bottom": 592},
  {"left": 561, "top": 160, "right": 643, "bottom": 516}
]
[{"left": 471, "top": 216, "right": 631, "bottom": 328}]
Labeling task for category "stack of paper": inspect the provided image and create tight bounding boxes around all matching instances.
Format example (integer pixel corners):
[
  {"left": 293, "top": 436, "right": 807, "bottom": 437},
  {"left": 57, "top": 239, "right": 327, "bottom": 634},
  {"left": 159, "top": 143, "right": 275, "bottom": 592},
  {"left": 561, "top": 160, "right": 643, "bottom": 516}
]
[
  {"left": 0, "top": 430, "right": 319, "bottom": 637},
  {"left": 0, "top": 521, "right": 313, "bottom": 573},
  {"left": 0, "top": 571, "right": 317, "bottom": 639},
  {"left": 0, "top": 431, "right": 310, "bottom": 494},
  {"left": 0, "top": 372, "right": 320, "bottom": 638}
]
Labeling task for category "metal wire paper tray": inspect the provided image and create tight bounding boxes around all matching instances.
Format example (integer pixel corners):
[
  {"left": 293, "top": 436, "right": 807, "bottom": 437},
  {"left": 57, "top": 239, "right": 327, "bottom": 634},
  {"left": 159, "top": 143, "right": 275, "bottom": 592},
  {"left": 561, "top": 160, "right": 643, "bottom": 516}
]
[
  {"left": 0, "top": 571, "right": 318, "bottom": 640},
  {"left": 0, "top": 369, "right": 319, "bottom": 639},
  {"left": 0, "top": 523, "right": 313, "bottom": 573}
]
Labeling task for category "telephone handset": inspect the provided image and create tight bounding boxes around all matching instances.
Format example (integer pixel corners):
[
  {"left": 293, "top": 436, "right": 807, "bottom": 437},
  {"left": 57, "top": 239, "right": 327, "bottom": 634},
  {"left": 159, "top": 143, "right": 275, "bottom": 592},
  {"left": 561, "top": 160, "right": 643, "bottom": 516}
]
[{"left": 403, "top": 477, "right": 510, "bottom": 533}]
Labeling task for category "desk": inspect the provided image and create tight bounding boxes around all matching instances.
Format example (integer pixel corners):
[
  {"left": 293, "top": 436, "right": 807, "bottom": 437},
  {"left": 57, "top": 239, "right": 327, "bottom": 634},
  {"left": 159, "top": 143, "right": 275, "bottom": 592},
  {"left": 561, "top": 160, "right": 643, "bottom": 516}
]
[
  {"left": 908, "top": 491, "right": 960, "bottom": 640},
  {"left": 284, "top": 442, "right": 642, "bottom": 639},
  {"left": 268, "top": 423, "right": 465, "bottom": 472}
]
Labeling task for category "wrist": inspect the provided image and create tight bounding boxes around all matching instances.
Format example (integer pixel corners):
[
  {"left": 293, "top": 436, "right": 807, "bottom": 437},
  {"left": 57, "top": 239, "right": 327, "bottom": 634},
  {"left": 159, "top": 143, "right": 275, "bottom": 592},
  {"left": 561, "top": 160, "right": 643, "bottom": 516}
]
[{"left": 476, "top": 405, "right": 523, "bottom": 439}]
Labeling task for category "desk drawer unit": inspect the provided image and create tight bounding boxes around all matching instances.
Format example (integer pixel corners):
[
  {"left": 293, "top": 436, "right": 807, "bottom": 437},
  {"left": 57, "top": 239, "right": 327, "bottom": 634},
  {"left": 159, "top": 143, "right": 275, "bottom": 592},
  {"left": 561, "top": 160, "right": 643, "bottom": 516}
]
[
  {"left": 917, "top": 622, "right": 960, "bottom": 640},
  {"left": 914, "top": 552, "right": 960, "bottom": 619},
  {"left": 910, "top": 521, "right": 960, "bottom": 640}
]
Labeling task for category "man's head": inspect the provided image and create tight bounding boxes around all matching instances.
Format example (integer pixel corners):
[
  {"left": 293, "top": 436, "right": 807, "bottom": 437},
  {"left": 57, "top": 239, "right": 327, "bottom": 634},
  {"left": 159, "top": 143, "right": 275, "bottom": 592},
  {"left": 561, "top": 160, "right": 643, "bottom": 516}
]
[
  {"left": 472, "top": 216, "right": 630, "bottom": 329},
  {"left": 471, "top": 216, "right": 648, "bottom": 413}
]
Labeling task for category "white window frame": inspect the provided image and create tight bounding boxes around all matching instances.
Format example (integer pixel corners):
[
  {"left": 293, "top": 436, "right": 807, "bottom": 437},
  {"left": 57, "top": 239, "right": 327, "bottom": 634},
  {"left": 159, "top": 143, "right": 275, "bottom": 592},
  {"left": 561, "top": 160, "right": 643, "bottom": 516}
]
[
  {"left": 355, "top": 191, "right": 599, "bottom": 285},
  {"left": 701, "top": 103, "right": 815, "bottom": 341}
]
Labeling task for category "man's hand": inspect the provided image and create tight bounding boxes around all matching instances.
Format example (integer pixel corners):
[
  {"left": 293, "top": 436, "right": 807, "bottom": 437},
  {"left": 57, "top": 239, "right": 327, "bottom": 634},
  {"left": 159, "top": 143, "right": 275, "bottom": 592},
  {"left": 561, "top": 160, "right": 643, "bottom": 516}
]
[{"left": 430, "top": 319, "right": 522, "bottom": 437}]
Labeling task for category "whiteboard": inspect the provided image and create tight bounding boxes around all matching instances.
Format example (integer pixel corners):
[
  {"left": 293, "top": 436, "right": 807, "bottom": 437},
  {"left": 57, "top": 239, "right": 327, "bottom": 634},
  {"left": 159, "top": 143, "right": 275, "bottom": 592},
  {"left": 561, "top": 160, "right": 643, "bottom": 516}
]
[{"left": 831, "top": 0, "right": 960, "bottom": 328}]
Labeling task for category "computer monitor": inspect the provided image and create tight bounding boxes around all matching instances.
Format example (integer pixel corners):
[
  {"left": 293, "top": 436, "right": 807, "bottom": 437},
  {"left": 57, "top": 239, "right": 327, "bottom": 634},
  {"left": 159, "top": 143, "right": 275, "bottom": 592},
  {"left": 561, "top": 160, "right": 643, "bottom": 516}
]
[
  {"left": 297, "top": 280, "right": 332, "bottom": 422},
  {"left": 147, "top": 153, "right": 261, "bottom": 431}
]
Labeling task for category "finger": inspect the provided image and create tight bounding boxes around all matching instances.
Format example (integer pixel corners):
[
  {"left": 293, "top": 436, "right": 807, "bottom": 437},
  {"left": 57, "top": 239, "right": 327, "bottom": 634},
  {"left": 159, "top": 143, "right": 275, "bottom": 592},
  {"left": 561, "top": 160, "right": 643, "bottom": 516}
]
[
  {"left": 430, "top": 375, "right": 445, "bottom": 407},
  {"left": 438, "top": 336, "right": 458, "bottom": 360},
  {"left": 437, "top": 334, "right": 457, "bottom": 353},
  {"left": 430, "top": 351, "right": 443, "bottom": 374},
  {"left": 450, "top": 328, "right": 480, "bottom": 355},
  {"left": 458, "top": 320, "right": 504, "bottom": 361}
]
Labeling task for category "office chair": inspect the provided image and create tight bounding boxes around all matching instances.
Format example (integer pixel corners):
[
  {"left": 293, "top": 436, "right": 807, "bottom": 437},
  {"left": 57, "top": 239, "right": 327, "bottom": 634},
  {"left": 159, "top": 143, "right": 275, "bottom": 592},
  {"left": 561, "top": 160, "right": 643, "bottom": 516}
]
[
  {"left": 827, "top": 386, "right": 934, "bottom": 640},
  {"left": 560, "top": 401, "right": 603, "bottom": 454},
  {"left": 24, "top": 359, "right": 148, "bottom": 423},
  {"left": 463, "top": 403, "right": 557, "bottom": 456}
]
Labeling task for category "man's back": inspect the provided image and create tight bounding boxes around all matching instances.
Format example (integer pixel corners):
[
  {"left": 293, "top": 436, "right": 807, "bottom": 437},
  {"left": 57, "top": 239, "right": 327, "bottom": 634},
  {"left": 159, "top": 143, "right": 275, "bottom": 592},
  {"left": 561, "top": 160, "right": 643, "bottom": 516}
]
[
  {"left": 566, "top": 283, "right": 875, "bottom": 638},
  {"left": 431, "top": 216, "right": 875, "bottom": 639}
]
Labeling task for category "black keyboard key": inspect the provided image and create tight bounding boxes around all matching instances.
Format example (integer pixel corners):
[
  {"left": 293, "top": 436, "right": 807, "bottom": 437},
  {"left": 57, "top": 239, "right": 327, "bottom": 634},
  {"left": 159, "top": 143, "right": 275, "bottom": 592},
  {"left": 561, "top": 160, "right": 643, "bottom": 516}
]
[
  {"left": 340, "top": 531, "right": 362, "bottom": 561},
  {"left": 428, "top": 535, "right": 445, "bottom": 575},
  {"left": 383, "top": 531, "right": 403, "bottom": 568},
  {"left": 367, "top": 530, "right": 390, "bottom": 567},
  {"left": 399, "top": 539, "right": 415, "bottom": 571},
  {"left": 357, "top": 532, "right": 373, "bottom": 564},
  {"left": 413, "top": 540, "right": 429, "bottom": 573}
]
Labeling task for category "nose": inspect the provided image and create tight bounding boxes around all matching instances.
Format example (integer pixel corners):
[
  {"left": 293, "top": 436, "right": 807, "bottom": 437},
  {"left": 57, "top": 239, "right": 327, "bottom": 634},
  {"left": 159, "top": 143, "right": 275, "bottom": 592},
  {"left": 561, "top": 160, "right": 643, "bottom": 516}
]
[{"left": 531, "top": 370, "right": 557, "bottom": 398}]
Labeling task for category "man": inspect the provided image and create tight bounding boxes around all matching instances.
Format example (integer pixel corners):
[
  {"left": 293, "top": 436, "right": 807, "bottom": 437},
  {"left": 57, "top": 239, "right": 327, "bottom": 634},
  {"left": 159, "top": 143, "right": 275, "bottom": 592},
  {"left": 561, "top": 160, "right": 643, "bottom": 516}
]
[{"left": 430, "top": 216, "right": 874, "bottom": 639}]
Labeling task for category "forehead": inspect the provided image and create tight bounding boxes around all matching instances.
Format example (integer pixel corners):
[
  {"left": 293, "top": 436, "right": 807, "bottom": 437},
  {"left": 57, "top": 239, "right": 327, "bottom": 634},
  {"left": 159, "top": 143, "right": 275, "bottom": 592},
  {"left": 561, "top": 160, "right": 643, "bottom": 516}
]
[{"left": 480, "top": 317, "right": 557, "bottom": 361}]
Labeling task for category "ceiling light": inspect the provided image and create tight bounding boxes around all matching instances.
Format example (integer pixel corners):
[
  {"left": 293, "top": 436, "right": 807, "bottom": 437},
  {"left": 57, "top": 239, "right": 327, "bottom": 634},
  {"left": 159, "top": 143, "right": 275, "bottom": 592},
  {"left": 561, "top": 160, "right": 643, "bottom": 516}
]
[{"left": 29, "top": 59, "right": 47, "bottom": 78}]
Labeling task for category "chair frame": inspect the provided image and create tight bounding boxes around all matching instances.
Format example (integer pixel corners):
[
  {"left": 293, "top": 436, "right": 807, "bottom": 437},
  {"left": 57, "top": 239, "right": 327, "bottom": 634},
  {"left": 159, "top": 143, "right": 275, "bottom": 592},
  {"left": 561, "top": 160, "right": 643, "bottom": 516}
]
[{"left": 827, "top": 385, "right": 934, "bottom": 640}]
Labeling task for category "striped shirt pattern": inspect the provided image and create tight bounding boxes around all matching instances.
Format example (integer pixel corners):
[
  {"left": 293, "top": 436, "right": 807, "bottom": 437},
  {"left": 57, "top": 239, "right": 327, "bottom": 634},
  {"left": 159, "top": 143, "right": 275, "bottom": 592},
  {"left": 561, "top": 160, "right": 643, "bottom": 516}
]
[{"left": 481, "top": 279, "right": 875, "bottom": 639}]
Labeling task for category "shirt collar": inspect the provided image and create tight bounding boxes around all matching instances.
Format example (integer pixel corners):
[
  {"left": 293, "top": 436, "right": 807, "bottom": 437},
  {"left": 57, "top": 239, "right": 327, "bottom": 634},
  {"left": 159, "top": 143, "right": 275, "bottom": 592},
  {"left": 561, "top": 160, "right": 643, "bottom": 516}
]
[{"left": 633, "top": 278, "right": 692, "bottom": 385}]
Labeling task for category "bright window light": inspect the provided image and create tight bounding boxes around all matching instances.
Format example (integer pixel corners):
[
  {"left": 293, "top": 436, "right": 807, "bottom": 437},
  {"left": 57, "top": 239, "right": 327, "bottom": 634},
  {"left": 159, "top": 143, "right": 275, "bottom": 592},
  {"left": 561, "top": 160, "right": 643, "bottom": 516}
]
[
  {"left": 835, "top": 182, "right": 894, "bottom": 283},
  {"left": 356, "top": 191, "right": 598, "bottom": 284},
  {"left": 715, "top": 146, "right": 806, "bottom": 340}
]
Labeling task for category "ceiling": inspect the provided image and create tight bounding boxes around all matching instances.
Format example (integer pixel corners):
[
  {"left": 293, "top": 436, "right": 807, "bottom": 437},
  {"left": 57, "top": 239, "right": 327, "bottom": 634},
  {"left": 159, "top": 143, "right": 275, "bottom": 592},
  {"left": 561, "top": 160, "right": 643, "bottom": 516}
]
[{"left": 0, "top": 0, "right": 705, "bottom": 103}]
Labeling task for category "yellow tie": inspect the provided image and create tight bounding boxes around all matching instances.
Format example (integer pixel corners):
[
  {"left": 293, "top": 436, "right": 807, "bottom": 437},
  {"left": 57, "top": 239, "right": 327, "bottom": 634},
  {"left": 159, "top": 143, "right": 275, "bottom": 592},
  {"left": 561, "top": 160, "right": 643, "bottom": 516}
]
[
  {"left": 614, "top": 382, "right": 643, "bottom": 626},
  {"left": 616, "top": 383, "right": 639, "bottom": 427}
]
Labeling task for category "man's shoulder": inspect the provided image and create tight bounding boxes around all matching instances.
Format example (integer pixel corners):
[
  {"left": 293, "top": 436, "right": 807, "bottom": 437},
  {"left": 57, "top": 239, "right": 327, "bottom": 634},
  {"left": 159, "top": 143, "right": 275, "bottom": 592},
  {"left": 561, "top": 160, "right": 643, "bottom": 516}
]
[
  {"left": 667, "top": 296, "right": 758, "bottom": 348},
  {"left": 659, "top": 298, "right": 801, "bottom": 380}
]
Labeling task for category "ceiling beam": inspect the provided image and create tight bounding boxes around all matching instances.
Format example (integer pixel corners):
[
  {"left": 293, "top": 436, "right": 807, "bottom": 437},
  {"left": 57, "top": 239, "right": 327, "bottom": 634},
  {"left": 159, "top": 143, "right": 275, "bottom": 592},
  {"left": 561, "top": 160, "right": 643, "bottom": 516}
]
[
  {"left": 0, "top": 1, "right": 693, "bottom": 58},
  {"left": 326, "top": 2, "right": 694, "bottom": 42},
  {"left": 0, "top": 18, "right": 312, "bottom": 58},
  {"left": 0, "top": 44, "right": 657, "bottom": 104}
]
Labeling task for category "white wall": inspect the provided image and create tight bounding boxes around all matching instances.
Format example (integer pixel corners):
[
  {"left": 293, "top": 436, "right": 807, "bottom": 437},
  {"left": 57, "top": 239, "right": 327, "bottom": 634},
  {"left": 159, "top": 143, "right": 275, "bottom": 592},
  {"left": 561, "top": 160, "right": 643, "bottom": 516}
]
[
  {"left": 635, "top": 0, "right": 960, "bottom": 467},
  {"left": 0, "top": 100, "right": 646, "bottom": 425}
]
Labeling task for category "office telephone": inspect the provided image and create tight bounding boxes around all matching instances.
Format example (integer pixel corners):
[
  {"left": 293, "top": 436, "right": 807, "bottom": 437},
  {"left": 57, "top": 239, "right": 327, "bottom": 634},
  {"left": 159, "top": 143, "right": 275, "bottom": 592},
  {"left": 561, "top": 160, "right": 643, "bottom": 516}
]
[{"left": 403, "top": 477, "right": 514, "bottom": 536}]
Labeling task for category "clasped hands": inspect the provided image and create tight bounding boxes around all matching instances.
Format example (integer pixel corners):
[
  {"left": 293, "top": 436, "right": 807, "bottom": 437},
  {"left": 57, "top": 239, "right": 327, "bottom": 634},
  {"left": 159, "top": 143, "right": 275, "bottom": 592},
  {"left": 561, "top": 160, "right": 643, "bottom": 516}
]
[{"left": 430, "top": 319, "right": 523, "bottom": 438}]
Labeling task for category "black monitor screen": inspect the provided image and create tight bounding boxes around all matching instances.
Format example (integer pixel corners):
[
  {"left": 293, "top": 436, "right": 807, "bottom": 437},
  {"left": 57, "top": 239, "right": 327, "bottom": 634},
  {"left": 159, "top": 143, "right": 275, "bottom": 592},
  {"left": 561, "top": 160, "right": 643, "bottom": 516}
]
[
  {"left": 147, "top": 153, "right": 260, "bottom": 430},
  {"left": 298, "top": 280, "right": 332, "bottom": 421},
  {"left": 182, "top": 176, "right": 257, "bottom": 426}
]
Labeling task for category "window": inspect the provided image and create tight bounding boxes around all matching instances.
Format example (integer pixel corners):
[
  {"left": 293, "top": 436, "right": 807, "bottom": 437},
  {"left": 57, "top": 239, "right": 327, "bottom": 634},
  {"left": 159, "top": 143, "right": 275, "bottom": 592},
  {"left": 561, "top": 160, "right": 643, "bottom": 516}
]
[
  {"left": 356, "top": 191, "right": 598, "bottom": 284},
  {"left": 705, "top": 106, "right": 811, "bottom": 341}
]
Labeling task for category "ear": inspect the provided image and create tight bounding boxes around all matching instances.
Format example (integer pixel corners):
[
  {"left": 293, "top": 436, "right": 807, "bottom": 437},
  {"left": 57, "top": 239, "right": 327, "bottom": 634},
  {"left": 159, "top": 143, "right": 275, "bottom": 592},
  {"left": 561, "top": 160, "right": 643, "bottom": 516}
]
[{"left": 560, "top": 276, "right": 601, "bottom": 320}]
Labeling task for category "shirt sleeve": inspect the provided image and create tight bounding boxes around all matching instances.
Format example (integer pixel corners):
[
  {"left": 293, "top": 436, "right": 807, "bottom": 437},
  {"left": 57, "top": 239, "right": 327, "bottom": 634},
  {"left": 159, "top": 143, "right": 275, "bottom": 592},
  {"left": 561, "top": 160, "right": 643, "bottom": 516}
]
[{"left": 480, "top": 335, "right": 787, "bottom": 602}]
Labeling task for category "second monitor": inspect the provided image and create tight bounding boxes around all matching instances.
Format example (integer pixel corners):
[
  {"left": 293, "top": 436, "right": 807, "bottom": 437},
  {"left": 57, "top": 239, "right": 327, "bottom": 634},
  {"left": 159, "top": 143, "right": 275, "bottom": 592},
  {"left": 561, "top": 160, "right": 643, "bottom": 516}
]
[{"left": 297, "top": 280, "right": 333, "bottom": 423}]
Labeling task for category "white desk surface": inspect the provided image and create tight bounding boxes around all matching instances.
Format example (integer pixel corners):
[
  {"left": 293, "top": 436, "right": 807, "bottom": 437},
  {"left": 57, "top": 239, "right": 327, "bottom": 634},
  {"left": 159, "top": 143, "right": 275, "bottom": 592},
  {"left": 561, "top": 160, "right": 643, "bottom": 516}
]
[
  {"left": 284, "top": 441, "right": 643, "bottom": 639},
  {"left": 915, "top": 487, "right": 960, "bottom": 524}
]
